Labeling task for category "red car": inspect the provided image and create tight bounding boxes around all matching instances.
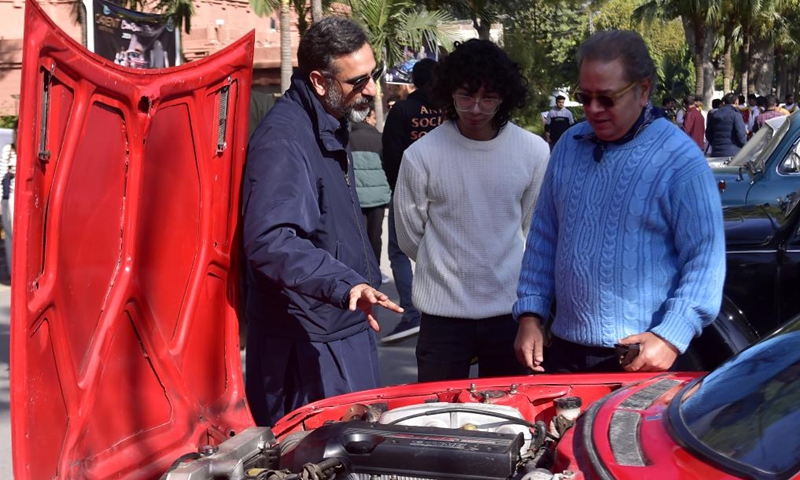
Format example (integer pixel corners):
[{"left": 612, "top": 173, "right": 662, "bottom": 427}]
[{"left": 11, "top": 1, "right": 800, "bottom": 479}]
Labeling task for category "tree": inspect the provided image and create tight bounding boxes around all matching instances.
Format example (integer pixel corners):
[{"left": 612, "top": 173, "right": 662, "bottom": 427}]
[
  {"left": 634, "top": 0, "right": 721, "bottom": 104},
  {"left": 347, "top": 0, "right": 455, "bottom": 127},
  {"left": 250, "top": 0, "right": 293, "bottom": 92}
]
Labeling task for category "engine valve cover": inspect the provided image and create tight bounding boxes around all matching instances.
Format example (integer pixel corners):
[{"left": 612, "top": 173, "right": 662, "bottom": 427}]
[{"left": 280, "top": 421, "right": 523, "bottom": 480}]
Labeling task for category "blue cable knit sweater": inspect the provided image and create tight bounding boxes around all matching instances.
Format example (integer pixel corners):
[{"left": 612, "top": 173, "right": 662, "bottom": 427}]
[{"left": 513, "top": 118, "right": 726, "bottom": 353}]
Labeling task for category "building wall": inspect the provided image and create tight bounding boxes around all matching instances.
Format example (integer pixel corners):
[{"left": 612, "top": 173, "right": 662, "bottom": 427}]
[{"left": 0, "top": 0, "right": 301, "bottom": 116}]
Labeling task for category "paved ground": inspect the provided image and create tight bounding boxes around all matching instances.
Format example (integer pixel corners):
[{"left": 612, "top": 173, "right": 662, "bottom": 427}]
[{"left": 0, "top": 215, "right": 430, "bottom": 479}]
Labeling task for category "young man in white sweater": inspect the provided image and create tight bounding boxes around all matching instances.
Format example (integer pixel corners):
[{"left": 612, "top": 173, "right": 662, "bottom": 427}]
[{"left": 394, "top": 39, "right": 550, "bottom": 382}]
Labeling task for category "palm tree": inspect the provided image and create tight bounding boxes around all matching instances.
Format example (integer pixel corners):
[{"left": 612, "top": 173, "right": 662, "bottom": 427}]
[
  {"left": 634, "top": 0, "right": 722, "bottom": 103},
  {"left": 250, "top": 0, "right": 293, "bottom": 92},
  {"left": 347, "top": 0, "right": 455, "bottom": 128}
]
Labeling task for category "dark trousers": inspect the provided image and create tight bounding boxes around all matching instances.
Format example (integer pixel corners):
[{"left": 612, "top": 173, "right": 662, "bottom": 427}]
[
  {"left": 361, "top": 205, "right": 386, "bottom": 263},
  {"left": 544, "top": 335, "right": 625, "bottom": 373},
  {"left": 416, "top": 313, "right": 527, "bottom": 382}
]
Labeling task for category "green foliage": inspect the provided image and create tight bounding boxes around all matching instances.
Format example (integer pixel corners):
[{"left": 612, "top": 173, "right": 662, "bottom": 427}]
[
  {"left": 0, "top": 116, "right": 17, "bottom": 129},
  {"left": 347, "top": 0, "right": 455, "bottom": 67},
  {"left": 503, "top": 0, "right": 586, "bottom": 128}
]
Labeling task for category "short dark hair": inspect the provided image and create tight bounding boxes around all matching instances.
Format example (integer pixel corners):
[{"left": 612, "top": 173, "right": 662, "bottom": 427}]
[
  {"left": 711, "top": 98, "right": 722, "bottom": 109},
  {"left": 297, "top": 17, "right": 368, "bottom": 76},
  {"left": 722, "top": 93, "right": 736, "bottom": 105},
  {"left": 432, "top": 39, "right": 528, "bottom": 130},
  {"left": 694, "top": 95, "right": 703, "bottom": 103},
  {"left": 412, "top": 58, "right": 437, "bottom": 89},
  {"left": 556, "top": 95, "right": 566, "bottom": 101},
  {"left": 577, "top": 30, "right": 656, "bottom": 96},
  {"left": 765, "top": 94, "right": 778, "bottom": 108}
]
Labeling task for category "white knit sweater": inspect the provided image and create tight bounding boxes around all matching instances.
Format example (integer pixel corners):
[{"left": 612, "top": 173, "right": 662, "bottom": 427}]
[{"left": 395, "top": 120, "right": 549, "bottom": 319}]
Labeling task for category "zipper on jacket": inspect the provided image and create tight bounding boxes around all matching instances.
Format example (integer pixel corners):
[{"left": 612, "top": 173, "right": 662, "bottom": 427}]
[{"left": 343, "top": 154, "right": 374, "bottom": 285}]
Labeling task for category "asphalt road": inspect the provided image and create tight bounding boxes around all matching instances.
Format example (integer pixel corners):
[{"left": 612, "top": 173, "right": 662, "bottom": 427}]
[{"left": 0, "top": 215, "right": 429, "bottom": 479}]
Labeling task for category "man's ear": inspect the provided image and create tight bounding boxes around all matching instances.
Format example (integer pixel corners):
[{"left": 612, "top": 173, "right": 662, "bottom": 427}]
[
  {"left": 638, "top": 78, "right": 652, "bottom": 107},
  {"left": 309, "top": 70, "right": 329, "bottom": 97}
]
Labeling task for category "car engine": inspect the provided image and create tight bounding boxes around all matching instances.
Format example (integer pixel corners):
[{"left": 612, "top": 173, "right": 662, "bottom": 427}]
[{"left": 162, "top": 393, "right": 584, "bottom": 480}]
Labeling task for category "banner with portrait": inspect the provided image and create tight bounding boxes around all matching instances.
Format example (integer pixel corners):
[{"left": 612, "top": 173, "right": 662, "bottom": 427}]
[
  {"left": 385, "top": 42, "right": 441, "bottom": 85},
  {"left": 92, "top": 0, "right": 178, "bottom": 69}
]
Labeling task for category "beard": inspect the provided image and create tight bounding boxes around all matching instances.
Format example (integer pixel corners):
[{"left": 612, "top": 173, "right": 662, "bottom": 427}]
[{"left": 324, "top": 79, "right": 373, "bottom": 123}]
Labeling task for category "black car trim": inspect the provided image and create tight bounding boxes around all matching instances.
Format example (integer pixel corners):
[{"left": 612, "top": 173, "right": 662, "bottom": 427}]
[
  {"left": 581, "top": 396, "right": 616, "bottom": 480},
  {"left": 666, "top": 378, "right": 785, "bottom": 480}
]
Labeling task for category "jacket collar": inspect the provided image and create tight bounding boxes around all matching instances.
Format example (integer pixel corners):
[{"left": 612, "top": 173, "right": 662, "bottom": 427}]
[{"left": 286, "top": 72, "right": 350, "bottom": 153}]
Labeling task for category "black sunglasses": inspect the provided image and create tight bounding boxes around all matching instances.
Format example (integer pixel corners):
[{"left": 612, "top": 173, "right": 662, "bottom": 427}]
[
  {"left": 337, "top": 63, "right": 386, "bottom": 93},
  {"left": 574, "top": 81, "right": 638, "bottom": 109}
]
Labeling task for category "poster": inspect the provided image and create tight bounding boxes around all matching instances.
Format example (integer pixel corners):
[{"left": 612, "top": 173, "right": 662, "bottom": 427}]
[
  {"left": 385, "top": 42, "right": 440, "bottom": 85},
  {"left": 93, "top": 0, "right": 178, "bottom": 69}
]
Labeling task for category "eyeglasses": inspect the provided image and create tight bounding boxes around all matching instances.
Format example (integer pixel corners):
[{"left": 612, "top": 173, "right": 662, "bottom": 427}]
[
  {"left": 453, "top": 94, "right": 501, "bottom": 114},
  {"left": 332, "top": 63, "right": 385, "bottom": 93},
  {"left": 574, "top": 81, "right": 638, "bottom": 108}
]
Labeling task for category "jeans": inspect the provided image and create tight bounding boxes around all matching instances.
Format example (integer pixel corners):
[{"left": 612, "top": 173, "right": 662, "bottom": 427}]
[{"left": 388, "top": 198, "right": 420, "bottom": 323}]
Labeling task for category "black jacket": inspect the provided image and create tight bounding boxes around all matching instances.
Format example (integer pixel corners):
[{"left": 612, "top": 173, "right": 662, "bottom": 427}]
[
  {"left": 706, "top": 104, "right": 747, "bottom": 157},
  {"left": 243, "top": 73, "right": 380, "bottom": 342},
  {"left": 381, "top": 89, "right": 442, "bottom": 191}
]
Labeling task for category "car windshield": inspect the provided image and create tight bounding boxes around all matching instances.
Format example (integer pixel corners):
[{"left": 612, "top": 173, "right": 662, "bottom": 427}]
[
  {"left": 730, "top": 117, "right": 790, "bottom": 168},
  {"left": 673, "top": 319, "right": 800, "bottom": 478}
]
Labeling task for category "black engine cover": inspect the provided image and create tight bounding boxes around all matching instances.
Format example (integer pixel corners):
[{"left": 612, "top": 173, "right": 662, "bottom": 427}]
[{"left": 280, "top": 421, "right": 523, "bottom": 480}]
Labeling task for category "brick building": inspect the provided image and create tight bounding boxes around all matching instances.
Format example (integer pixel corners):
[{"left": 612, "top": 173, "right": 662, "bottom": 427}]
[{"left": 0, "top": 0, "right": 301, "bottom": 116}]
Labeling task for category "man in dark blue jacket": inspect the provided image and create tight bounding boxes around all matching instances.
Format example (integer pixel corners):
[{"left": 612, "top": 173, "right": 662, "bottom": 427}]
[
  {"left": 243, "top": 17, "right": 402, "bottom": 427},
  {"left": 706, "top": 93, "right": 747, "bottom": 157}
]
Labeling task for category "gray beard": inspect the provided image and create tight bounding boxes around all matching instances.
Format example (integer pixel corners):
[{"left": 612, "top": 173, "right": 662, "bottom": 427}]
[{"left": 324, "top": 80, "right": 371, "bottom": 123}]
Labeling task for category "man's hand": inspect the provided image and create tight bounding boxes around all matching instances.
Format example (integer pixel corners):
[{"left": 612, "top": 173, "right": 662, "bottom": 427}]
[
  {"left": 617, "top": 332, "right": 679, "bottom": 372},
  {"left": 514, "top": 315, "right": 546, "bottom": 373},
  {"left": 348, "top": 283, "right": 403, "bottom": 332}
]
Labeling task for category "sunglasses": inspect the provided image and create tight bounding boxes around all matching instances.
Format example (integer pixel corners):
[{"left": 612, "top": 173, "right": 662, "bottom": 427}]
[
  {"left": 334, "top": 63, "right": 386, "bottom": 93},
  {"left": 452, "top": 94, "right": 501, "bottom": 114},
  {"left": 574, "top": 81, "right": 638, "bottom": 109}
]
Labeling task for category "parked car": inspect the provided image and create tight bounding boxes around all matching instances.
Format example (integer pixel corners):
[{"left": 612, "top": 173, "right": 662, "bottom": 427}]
[
  {"left": 706, "top": 114, "right": 787, "bottom": 168},
  {"left": 714, "top": 110, "right": 800, "bottom": 207},
  {"left": 722, "top": 184, "right": 800, "bottom": 337},
  {"left": 253, "top": 317, "right": 800, "bottom": 480},
  {"left": 12, "top": 2, "right": 796, "bottom": 480}
]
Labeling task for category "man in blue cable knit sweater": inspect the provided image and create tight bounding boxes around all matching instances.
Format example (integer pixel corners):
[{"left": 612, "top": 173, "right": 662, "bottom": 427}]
[{"left": 513, "top": 30, "right": 725, "bottom": 373}]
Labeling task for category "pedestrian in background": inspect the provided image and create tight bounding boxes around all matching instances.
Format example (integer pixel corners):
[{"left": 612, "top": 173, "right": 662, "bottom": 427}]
[
  {"left": 243, "top": 17, "right": 402, "bottom": 427},
  {"left": 683, "top": 95, "right": 705, "bottom": 151},
  {"left": 753, "top": 94, "right": 786, "bottom": 133},
  {"left": 395, "top": 39, "right": 549, "bottom": 382},
  {"left": 0, "top": 130, "right": 15, "bottom": 277},
  {"left": 514, "top": 30, "right": 725, "bottom": 374},
  {"left": 380, "top": 58, "right": 441, "bottom": 344},
  {"left": 706, "top": 93, "right": 747, "bottom": 157},
  {"left": 350, "top": 107, "right": 391, "bottom": 264},
  {"left": 544, "top": 94, "right": 575, "bottom": 150}
]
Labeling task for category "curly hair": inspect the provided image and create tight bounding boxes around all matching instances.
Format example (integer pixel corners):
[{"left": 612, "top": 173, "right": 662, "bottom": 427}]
[{"left": 432, "top": 39, "right": 528, "bottom": 130}]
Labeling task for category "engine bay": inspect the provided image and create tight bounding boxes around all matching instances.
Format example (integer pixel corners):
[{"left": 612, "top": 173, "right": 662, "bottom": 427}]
[{"left": 162, "top": 381, "right": 624, "bottom": 480}]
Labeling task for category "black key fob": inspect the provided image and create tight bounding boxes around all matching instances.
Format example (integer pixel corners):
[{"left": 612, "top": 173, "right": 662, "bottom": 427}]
[{"left": 614, "top": 343, "right": 640, "bottom": 367}]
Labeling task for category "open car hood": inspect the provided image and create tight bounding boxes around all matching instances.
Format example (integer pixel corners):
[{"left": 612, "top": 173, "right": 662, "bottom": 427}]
[{"left": 11, "top": 1, "right": 255, "bottom": 478}]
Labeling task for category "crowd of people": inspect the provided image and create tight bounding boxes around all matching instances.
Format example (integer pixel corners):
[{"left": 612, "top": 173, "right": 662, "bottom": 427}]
[
  {"left": 661, "top": 91, "right": 796, "bottom": 157},
  {"left": 242, "top": 18, "right": 730, "bottom": 426}
]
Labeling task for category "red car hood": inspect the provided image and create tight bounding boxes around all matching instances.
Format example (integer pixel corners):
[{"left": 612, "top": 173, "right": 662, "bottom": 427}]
[
  {"left": 270, "top": 372, "right": 752, "bottom": 480},
  {"left": 10, "top": 1, "right": 255, "bottom": 478}
]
